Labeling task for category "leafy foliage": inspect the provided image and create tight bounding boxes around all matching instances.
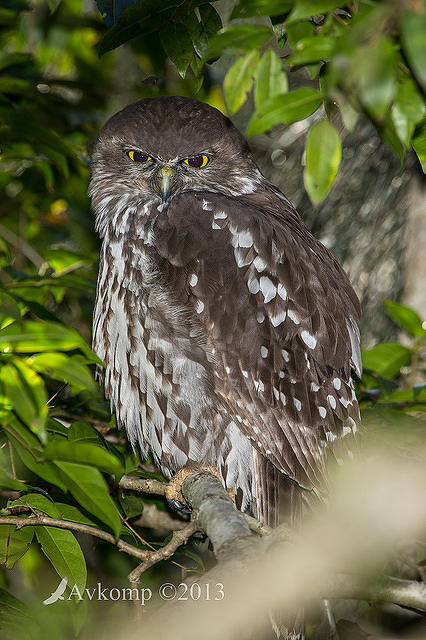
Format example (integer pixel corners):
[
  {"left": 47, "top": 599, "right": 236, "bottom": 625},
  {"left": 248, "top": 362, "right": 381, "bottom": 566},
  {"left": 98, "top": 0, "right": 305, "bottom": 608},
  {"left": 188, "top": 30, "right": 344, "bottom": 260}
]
[
  {"left": 359, "top": 301, "right": 426, "bottom": 412},
  {"left": 0, "top": 1, "right": 425, "bottom": 638},
  {"left": 92, "top": 0, "right": 425, "bottom": 204}
]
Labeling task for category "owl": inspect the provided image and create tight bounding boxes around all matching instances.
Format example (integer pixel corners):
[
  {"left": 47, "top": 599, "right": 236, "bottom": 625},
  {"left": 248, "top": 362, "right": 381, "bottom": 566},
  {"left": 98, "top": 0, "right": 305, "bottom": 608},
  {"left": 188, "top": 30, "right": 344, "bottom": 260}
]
[{"left": 89, "top": 95, "right": 361, "bottom": 530}]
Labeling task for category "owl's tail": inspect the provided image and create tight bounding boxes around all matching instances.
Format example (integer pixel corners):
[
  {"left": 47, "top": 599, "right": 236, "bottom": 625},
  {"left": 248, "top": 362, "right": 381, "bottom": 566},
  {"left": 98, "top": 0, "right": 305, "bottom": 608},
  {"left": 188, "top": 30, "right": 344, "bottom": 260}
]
[{"left": 254, "top": 454, "right": 305, "bottom": 640}]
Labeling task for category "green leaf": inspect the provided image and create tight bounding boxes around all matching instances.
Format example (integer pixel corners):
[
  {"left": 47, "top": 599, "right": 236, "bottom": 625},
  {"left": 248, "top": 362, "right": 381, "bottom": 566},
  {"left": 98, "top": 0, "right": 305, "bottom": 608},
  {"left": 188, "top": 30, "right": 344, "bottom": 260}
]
[
  {"left": 36, "top": 527, "right": 86, "bottom": 592},
  {"left": 0, "top": 360, "right": 48, "bottom": 440},
  {"left": 0, "top": 588, "right": 36, "bottom": 636},
  {"left": 380, "top": 117, "right": 405, "bottom": 166},
  {"left": 160, "top": 22, "right": 194, "bottom": 78},
  {"left": 0, "top": 469, "right": 27, "bottom": 491},
  {"left": 247, "top": 88, "right": 322, "bottom": 136},
  {"left": 231, "top": 0, "right": 293, "bottom": 19},
  {"left": 33, "top": 158, "right": 55, "bottom": 190},
  {"left": 10, "top": 490, "right": 97, "bottom": 531},
  {"left": 12, "top": 441, "right": 68, "bottom": 491},
  {"left": 0, "top": 320, "right": 100, "bottom": 363},
  {"left": 401, "top": 8, "right": 426, "bottom": 91},
  {"left": 43, "top": 441, "right": 124, "bottom": 479},
  {"left": 9, "top": 492, "right": 58, "bottom": 514},
  {"left": 362, "top": 342, "right": 412, "bottom": 379},
  {"left": 4, "top": 417, "right": 68, "bottom": 491},
  {"left": 56, "top": 462, "right": 121, "bottom": 537},
  {"left": 254, "top": 50, "right": 288, "bottom": 111},
  {"left": 384, "top": 300, "right": 426, "bottom": 338},
  {"left": 288, "top": 36, "right": 335, "bottom": 66},
  {"left": 67, "top": 421, "right": 100, "bottom": 442},
  {"left": 207, "top": 25, "right": 273, "bottom": 58},
  {"left": 6, "top": 293, "right": 61, "bottom": 323},
  {"left": 224, "top": 50, "right": 260, "bottom": 115},
  {"left": 304, "top": 120, "right": 341, "bottom": 205},
  {"left": 47, "top": 418, "right": 69, "bottom": 437},
  {"left": 192, "top": 5, "right": 222, "bottom": 59},
  {"left": 0, "top": 524, "right": 34, "bottom": 568},
  {"left": 0, "top": 292, "right": 21, "bottom": 329},
  {"left": 289, "top": 0, "right": 342, "bottom": 22},
  {"left": 335, "top": 94, "right": 359, "bottom": 133},
  {"left": 55, "top": 503, "right": 98, "bottom": 527},
  {"left": 285, "top": 20, "right": 313, "bottom": 49},
  {"left": 0, "top": 394, "right": 13, "bottom": 418},
  {"left": 95, "top": 0, "right": 138, "bottom": 27},
  {"left": 181, "top": 547, "right": 205, "bottom": 571},
  {"left": 381, "top": 388, "right": 415, "bottom": 404},
  {"left": 119, "top": 491, "right": 144, "bottom": 519},
  {"left": 98, "top": 0, "right": 182, "bottom": 56},
  {"left": 412, "top": 118, "right": 426, "bottom": 172},
  {"left": 391, "top": 76, "right": 426, "bottom": 148},
  {"left": 358, "top": 35, "right": 397, "bottom": 120},
  {"left": 28, "top": 352, "right": 96, "bottom": 392},
  {"left": 382, "top": 385, "right": 426, "bottom": 405},
  {"left": 46, "top": 247, "right": 91, "bottom": 275},
  {"left": 0, "top": 364, "right": 35, "bottom": 430}
]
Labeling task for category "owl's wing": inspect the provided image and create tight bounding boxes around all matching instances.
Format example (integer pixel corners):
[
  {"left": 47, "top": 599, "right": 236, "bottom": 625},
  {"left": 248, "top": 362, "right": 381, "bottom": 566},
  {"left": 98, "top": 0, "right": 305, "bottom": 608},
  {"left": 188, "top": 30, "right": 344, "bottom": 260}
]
[{"left": 148, "top": 189, "right": 362, "bottom": 493}]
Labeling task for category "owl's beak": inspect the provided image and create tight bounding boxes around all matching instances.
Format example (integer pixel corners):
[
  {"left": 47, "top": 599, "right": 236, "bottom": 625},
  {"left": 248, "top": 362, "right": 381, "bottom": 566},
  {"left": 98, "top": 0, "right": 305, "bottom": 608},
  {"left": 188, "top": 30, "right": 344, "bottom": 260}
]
[{"left": 156, "top": 165, "right": 176, "bottom": 203}]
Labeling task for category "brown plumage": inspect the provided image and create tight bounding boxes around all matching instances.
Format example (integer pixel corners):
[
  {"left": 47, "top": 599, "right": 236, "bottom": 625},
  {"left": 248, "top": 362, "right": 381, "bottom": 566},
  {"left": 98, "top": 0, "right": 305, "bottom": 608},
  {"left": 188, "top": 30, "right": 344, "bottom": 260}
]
[{"left": 89, "top": 96, "right": 362, "bottom": 639}]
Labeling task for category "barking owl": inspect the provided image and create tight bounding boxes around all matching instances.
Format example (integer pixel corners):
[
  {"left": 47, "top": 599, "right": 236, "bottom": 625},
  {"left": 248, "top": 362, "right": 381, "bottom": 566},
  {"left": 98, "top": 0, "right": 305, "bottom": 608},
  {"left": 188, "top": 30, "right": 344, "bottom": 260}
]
[{"left": 89, "top": 96, "right": 361, "bottom": 531}]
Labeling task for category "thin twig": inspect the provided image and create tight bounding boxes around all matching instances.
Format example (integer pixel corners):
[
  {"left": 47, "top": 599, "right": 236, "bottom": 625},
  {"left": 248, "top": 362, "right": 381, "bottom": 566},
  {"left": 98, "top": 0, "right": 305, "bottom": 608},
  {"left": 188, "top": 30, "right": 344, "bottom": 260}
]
[
  {"left": 121, "top": 509, "right": 188, "bottom": 573},
  {"left": 120, "top": 514, "right": 155, "bottom": 551},
  {"left": 0, "top": 514, "right": 150, "bottom": 560},
  {"left": 128, "top": 520, "right": 200, "bottom": 589}
]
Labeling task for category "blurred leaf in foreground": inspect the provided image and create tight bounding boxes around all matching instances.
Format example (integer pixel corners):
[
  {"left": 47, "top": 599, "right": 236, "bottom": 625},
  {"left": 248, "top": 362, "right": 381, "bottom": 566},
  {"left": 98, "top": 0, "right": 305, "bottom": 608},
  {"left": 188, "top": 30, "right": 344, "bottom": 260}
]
[{"left": 304, "top": 119, "right": 341, "bottom": 205}]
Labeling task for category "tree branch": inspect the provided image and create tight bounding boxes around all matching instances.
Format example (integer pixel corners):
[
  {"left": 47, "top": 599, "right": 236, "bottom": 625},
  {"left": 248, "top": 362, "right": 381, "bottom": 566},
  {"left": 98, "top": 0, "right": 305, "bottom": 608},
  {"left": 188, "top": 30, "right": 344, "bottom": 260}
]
[
  {"left": 117, "top": 470, "right": 425, "bottom": 614},
  {"left": 180, "top": 471, "right": 426, "bottom": 614},
  {"left": 182, "top": 470, "right": 253, "bottom": 559},
  {"left": 0, "top": 514, "right": 150, "bottom": 560},
  {"left": 119, "top": 475, "right": 167, "bottom": 495},
  {"left": 2, "top": 471, "right": 424, "bottom": 616},
  {"left": 324, "top": 573, "right": 426, "bottom": 612},
  {"left": 119, "top": 472, "right": 271, "bottom": 535}
]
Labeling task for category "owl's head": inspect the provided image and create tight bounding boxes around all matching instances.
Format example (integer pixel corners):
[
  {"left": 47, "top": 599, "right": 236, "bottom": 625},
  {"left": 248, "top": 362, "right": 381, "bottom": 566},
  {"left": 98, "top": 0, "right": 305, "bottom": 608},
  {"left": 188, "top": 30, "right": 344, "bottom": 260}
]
[{"left": 89, "top": 96, "right": 262, "bottom": 208}]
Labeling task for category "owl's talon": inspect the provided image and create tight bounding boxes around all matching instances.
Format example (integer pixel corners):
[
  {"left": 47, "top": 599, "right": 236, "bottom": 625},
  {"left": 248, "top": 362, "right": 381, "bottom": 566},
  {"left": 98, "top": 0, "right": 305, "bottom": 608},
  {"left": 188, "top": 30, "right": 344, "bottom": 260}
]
[
  {"left": 165, "top": 465, "right": 224, "bottom": 513},
  {"left": 166, "top": 498, "right": 192, "bottom": 516}
]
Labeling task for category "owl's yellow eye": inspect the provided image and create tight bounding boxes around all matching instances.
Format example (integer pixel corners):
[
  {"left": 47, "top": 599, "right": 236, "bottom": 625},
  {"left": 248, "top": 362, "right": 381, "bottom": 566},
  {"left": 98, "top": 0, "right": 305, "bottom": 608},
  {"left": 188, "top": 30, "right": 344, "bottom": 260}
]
[
  {"left": 183, "top": 155, "right": 209, "bottom": 168},
  {"left": 127, "top": 150, "right": 152, "bottom": 163}
]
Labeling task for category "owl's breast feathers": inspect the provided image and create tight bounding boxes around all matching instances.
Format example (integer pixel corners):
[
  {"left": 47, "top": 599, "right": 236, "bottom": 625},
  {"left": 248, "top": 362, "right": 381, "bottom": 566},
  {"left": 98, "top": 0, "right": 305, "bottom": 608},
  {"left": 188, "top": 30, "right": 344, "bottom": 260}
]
[{"left": 96, "top": 187, "right": 361, "bottom": 494}]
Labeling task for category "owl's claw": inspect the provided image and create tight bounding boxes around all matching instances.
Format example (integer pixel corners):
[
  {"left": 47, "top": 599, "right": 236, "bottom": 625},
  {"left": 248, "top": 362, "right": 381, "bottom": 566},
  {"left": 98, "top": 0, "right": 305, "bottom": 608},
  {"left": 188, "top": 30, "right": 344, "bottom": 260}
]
[
  {"left": 165, "top": 465, "right": 227, "bottom": 514},
  {"left": 166, "top": 497, "right": 192, "bottom": 516},
  {"left": 165, "top": 466, "right": 199, "bottom": 514}
]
